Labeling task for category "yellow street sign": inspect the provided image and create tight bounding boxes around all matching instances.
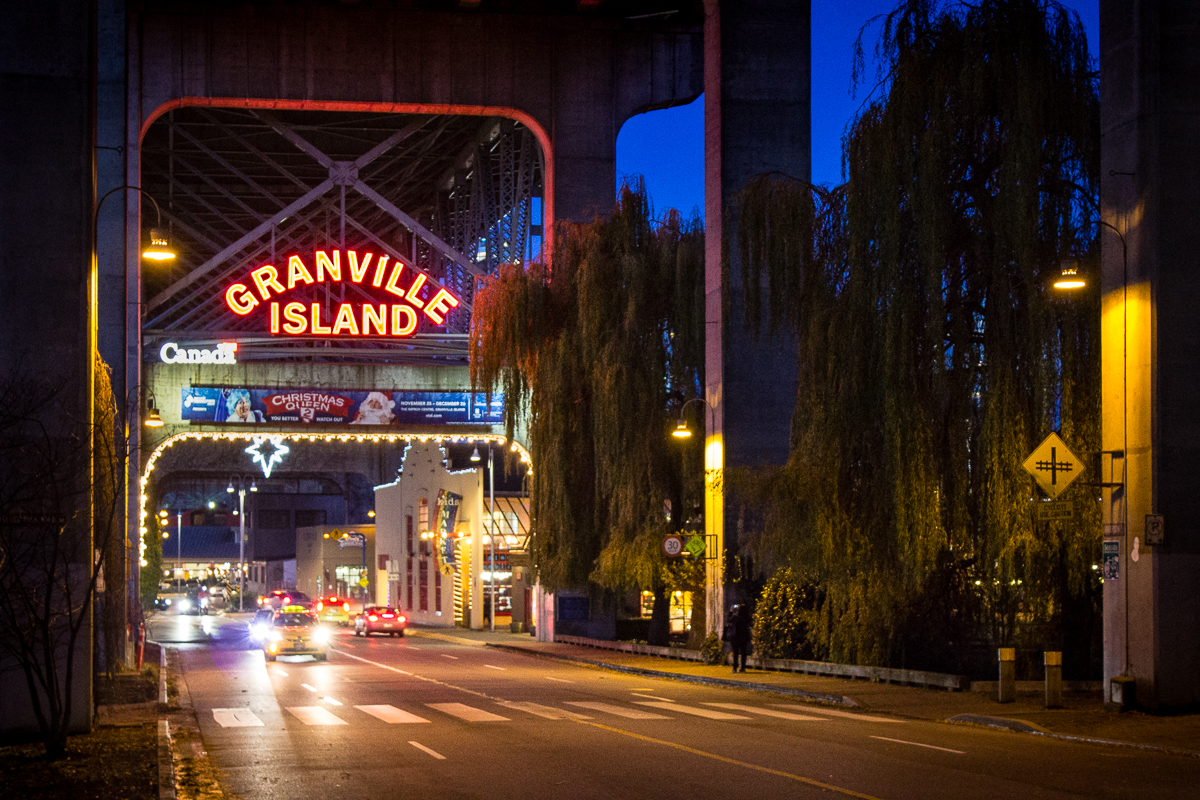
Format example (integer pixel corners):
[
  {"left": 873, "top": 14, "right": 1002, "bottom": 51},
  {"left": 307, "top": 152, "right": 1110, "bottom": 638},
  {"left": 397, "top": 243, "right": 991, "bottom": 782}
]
[{"left": 1022, "top": 433, "right": 1084, "bottom": 499}]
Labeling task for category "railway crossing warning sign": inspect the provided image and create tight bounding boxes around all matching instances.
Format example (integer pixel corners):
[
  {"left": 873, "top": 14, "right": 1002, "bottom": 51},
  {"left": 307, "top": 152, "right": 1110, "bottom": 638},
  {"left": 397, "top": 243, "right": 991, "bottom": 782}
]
[{"left": 1022, "top": 433, "right": 1084, "bottom": 500}]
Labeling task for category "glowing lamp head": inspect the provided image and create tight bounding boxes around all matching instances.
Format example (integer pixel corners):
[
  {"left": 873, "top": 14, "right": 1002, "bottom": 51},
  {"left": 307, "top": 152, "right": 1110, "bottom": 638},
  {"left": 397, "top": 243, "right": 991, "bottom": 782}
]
[
  {"left": 144, "top": 404, "right": 164, "bottom": 428},
  {"left": 142, "top": 228, "right": 176, "bottom": 261},
  {"left": 1054, "top": 260, "right": 1086, "bottom": 290},
  {"left": 671, "top": 421, "right": 692, "bottom": 439}
]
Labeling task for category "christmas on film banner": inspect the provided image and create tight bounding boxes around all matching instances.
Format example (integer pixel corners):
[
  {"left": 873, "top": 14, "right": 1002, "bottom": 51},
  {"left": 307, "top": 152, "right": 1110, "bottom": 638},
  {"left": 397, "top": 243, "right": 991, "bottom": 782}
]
[{"left": 180, "top": 387, "right": 504, "bottom": 425}]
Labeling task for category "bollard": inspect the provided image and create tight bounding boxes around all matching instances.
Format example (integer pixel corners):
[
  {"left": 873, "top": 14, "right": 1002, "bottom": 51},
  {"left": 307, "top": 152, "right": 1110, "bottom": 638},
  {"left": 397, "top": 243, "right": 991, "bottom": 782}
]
[
  {"left": 1044, "top": 651, "right": 1063, "bottom": 708},
  {"left": 998, "top": 647, "right": 1016, "bottom": 703}
]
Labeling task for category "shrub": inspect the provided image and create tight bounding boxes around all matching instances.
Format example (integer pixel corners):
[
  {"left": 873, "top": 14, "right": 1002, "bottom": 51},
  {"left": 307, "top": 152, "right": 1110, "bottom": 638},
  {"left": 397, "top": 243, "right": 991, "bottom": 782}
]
[{"left": 752, "top": 567, "right": 810, "bottom": 659}]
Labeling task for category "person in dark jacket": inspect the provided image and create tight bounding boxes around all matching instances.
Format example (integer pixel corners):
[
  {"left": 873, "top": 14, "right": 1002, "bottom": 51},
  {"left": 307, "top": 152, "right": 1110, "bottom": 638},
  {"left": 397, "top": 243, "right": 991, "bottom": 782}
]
[{"left": 725, "top": 604, "right": 752, "bottom": 673}]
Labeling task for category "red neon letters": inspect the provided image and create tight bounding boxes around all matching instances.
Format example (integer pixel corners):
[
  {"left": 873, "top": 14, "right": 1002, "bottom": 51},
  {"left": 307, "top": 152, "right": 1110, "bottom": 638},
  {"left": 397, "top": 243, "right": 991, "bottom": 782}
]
[{"left": 225, "top": 249, "right": 460, "bottom": 336}]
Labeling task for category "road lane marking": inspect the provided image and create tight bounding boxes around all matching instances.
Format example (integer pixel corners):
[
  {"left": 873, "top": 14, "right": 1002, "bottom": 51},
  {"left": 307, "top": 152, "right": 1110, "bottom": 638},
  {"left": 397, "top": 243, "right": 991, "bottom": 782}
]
[
  {"left": 323, "top": 697, "right": 343, "bottom": 706},
  {"left": 426, "top": 702, "right": 509, "bottom": 722},
  {"left": 355, "top": 705, "right": 430, "bottom": 724},
  {"left": 410, "top": 741, "right": 446, "bottom": 760},
  {"left": 212, "top": 708, "right": 264, "bottom": 727},
  {"left": 703, "top": 703, "right": 830, "bottom": 721},
  {"left": 274, "top": 670, "right": 288, "bottom": 677},
  {"left": 441, "top": 654, "right": 459, "bottom": 660},
  {"left": 572, "top": 719, "right": 883, "bottom": 800},
  {"left": 301, "top": 683, "right": 318, "bottom": 693},
  {"left": 565, "top": 701, "right": 671, "bottom": 720},
  {"left": 871, "top": 736, "right": 965, "bottom": 754},
  {"left": 545, "top": 676, "right": 573, "bottom": 683},
  {"left": 771, "top": 705, "right": 904, "bottom": 723},
  {"left": 631, "top": 693, "right": 673, "bottom": 702},
  {"left": 496, "top": 701, "right": 593, "bottom": 720},
  {"left": 331, "top": 648, "right": 494, "bottom": 700},
  {"left": 634, "top": 701, "right": 750, "bottom": 720},
  {"left": 483, "top": 664, "right": 506, "bottom": 671},
  {"left": 286, "top": 706, "right": 347, "bottom": 726}
]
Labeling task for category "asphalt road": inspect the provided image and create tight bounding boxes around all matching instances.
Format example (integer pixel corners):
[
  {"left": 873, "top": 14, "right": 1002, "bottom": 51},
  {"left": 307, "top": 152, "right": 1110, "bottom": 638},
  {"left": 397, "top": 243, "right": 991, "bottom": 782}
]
[{"left": 149, "top": 614, "right": 1200, "bottom": 799}]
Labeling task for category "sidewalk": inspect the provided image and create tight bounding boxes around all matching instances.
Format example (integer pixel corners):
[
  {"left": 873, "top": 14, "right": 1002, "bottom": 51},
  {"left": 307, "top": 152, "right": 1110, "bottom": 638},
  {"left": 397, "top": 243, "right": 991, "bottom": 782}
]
[{"left": 408, "top": 626, "right": 1200, "bottom": 757}]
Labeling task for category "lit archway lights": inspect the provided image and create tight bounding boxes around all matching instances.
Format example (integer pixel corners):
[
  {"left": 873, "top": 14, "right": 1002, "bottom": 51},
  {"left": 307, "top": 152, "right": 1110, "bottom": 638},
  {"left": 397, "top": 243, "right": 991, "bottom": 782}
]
[{"left": 137, "top": 430, "right": 532, "bottom": 566}]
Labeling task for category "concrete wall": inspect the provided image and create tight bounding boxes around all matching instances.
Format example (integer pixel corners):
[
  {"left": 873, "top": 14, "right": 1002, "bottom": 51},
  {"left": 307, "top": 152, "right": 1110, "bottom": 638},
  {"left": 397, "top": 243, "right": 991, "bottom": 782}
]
[
  {"left": 0, "top": 0, "right": 98, "bottom": 736},
  {"left": 1101, "top": 0, "right": 1200, "bottom": 709}
]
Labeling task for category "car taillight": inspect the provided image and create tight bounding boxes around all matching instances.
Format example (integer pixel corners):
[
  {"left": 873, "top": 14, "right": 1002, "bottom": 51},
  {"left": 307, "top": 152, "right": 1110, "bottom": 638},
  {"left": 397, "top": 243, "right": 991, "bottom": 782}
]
[
  {"left": 343, "top": 602, "right": 349, "bottom": 611},
  {"left": 368, "top": 615, "right": 378, "bottom": 622},
  {"left": 316, "top": 601, "right": 323, "bottom": 610},
  {"left": 397, "top": 616, "right": 406, "bottom": 623},
  {"left": 283, "top": 596, "right": 291, "bottom": 604},
  {"left": 382, "top": 613, "right": 394, "bottom": 618}
]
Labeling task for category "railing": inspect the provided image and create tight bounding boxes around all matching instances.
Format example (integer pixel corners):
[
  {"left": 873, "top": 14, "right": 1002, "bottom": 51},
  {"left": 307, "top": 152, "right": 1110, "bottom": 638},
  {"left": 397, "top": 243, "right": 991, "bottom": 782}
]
[{"left": 555, "top": 634, "right": 972, "bottom": 691}]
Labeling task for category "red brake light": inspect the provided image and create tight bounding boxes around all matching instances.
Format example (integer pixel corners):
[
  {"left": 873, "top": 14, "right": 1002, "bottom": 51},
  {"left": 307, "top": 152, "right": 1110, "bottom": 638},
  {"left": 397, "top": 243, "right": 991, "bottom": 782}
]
[
  {"left": 397, "top": 616, "right": 406, "bottom": 623},
  {"left": 316, "top": 601, "right": 323, "bottom": 610},
  {"left": 283, "top": 596, "right": 291, "bottom": 604},
  {"left": 343, "top": 602, "right": 349, "bottom": 611},
  {"left": 368, "top": 614, "right": 378, "bottom": 622},
  {"left": 382, "top": 613, "right": 394, "bottom": 618}
]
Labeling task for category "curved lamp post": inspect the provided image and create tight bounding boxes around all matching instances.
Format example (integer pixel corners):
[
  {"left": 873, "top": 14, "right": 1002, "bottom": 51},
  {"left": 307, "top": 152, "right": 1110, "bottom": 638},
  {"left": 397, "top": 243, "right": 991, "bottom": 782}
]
[{"left": 670, "top": 397, "right": 723, "bottom": 636}]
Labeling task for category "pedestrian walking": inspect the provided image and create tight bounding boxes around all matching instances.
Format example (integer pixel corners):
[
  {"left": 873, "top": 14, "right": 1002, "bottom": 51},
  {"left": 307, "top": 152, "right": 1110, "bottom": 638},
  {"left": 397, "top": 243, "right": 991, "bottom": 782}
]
[{"left": 725, "top": 604, "right": 752, "bottom": 673}]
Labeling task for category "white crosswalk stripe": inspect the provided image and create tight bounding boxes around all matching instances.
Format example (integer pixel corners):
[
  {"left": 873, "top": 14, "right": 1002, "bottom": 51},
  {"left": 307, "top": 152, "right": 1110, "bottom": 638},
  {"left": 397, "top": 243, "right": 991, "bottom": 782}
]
[
  {"left": 770, "top": 705, "right": 904, "bottom": 723},
  {"left": 565, "top": 701, "right": 671, "bottom": 720},
  {"left": 633, "top": 701, "right": 750, "bottom": 720},
  {"left": 355, "top": 704, "right": 430, "bottom": 724},
  {"left": 287, "top": 706, "right": 348, "bottom": 725},
  {"left": 496, "top": 701, "right": 593, "bottom": 720},
  {"left": 212, "top": 708, "right": 265, "bottom": 727},
  {"left": 426, "top": 702, "right": 509, "bottom": 722},
  {"left": 703, "top": 703, "right": 829, "bottom": 721}
]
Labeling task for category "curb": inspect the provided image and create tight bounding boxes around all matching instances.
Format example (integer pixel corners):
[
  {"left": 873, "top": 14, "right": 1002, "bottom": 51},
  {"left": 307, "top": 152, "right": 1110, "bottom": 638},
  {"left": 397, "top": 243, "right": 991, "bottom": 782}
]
[
  {"left": 157, "top": 719, "right": 175, "bottom": 800},
  {"left": 947, "top": 714, "right": 1200, "bottom": 758},
  {"left": 484, "top": 642, "right": 860, "bottom": 707}
]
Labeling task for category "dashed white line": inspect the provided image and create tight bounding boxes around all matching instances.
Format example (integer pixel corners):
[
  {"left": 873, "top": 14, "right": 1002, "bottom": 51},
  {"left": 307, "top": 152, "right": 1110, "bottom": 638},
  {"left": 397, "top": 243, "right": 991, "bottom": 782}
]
[
  {"left": 871, "top": 736, "right": 964, "bottom": 754},
  {"left": 483, "top": 664, "right": 505, "bottom": 671},
  {"left": 441, "top": 654, "right": 459, "bottom": 660},
  {"left": 323, "top": 697, "right": 343, "bottom": 706},
  {"left": 410, "top": 741, "right": 446, "bottom": 760},
  {"left": 631, "top": 693, "right": 673, "bottom": 702},
  {"left": 301, "top": 683, "right": 318, "bottom": 693},
  {"left": 274, "top": 669, "right": 289, "bottom": 677},
  {"left": 545, "top": 676, "right": 573, "bottom": 683}
]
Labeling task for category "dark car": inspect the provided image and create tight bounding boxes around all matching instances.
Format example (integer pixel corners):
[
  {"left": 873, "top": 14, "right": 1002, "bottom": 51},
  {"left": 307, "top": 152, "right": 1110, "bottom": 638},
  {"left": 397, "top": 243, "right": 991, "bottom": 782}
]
[
  {"left": 248, "top": 608, "right": 275, "bottom": 642},
  {"left": 354, "top": 606, "right": 407, "bottom": 637},
  {"left": 259, "top": 589, "right": 311, "bottom": 611}
]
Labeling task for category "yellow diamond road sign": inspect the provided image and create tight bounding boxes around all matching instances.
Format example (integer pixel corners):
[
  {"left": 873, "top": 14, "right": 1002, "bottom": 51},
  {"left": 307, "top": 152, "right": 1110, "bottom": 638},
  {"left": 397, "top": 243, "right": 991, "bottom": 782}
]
[{"left": 1022, "top": 433, "right": 1084, "bottom": 499}]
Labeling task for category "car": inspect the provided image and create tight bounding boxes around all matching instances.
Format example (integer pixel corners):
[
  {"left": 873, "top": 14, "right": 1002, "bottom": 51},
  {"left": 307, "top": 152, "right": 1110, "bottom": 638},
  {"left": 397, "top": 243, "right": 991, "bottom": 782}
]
[
  {"left": 354, "top": 606, "right": 407, "bottom": 637},
  {"left": 314, "top": 595, "right": 351, "bottom": 626},
  {"left": 259, "top": 589, "right": 311, "bottom": 611},
  {"left": 248, "top": 608, "right": 275, "bottom": 642},
  {"left": 262, "top": 605, "right": 329, "bottom": 661}
]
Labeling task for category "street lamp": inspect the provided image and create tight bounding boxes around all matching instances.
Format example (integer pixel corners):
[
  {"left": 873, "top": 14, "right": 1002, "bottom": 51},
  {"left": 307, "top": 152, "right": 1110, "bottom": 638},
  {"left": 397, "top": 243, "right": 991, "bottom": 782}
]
[
  {"left": 670, "top": 397, "right": 723, "bottom": 637},
  {"left": 159, "top": 507, "right": 183, "bottom": 594},
  {"left": 227, "top": 475, "right": 257, "bottom": 612},
  {"left": 324, "top": 531, "right": 369, "bottom": 612}
]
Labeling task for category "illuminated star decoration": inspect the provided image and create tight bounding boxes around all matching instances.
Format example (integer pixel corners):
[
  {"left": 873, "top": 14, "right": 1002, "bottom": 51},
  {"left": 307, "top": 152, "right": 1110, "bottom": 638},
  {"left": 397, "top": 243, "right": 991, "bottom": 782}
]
[{"left": 245, "top": 435, "right": 289, "bottom": 478}]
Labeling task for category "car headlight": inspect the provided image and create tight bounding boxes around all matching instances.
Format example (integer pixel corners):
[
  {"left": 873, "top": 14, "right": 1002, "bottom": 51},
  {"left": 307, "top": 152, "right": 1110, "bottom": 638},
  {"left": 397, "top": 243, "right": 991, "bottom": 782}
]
[
  {"left": 269, "top": 631, "right": 282, "bottom": 643},
  {"left": 177, "top": 599, "right": 190, "bottom": 611},
  {"left": 313, "top": 628, "right": 330, "bottom": 643}
]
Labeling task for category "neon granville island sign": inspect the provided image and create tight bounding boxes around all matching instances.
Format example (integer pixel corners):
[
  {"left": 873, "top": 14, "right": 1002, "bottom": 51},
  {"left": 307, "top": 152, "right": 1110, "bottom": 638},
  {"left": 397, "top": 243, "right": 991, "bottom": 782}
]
[{"left": 224, "top": 249, "right": 460, "bottom": 336}]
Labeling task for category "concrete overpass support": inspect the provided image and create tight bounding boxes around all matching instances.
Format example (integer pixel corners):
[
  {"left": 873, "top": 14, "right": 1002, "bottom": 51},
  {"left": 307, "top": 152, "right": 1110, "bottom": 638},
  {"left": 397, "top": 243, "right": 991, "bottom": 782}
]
[
  {"left": 1101, "top": 0, "right": 1200, "bottom": 709},
  {"left": 703, "top": 0, "right": 810, "bottom": 637}
]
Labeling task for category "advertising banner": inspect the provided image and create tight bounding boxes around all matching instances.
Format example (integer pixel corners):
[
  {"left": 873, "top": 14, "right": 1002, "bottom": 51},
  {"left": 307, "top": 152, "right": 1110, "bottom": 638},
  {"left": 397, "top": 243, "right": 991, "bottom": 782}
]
[{"left": 180, "top": 387, "right": 503, "bottom": 426}]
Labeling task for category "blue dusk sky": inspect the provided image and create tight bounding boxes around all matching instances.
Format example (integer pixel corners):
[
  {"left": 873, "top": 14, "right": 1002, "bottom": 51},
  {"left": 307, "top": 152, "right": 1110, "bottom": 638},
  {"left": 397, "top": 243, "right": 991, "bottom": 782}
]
[{"left": 616, "top": 0, "right": 1100, "bottom": 221}]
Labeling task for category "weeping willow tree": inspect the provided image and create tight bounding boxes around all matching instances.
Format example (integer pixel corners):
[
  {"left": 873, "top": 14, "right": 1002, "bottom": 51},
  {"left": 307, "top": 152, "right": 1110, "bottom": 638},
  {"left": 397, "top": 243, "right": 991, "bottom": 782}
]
[
  {"left": 737, "top": 0, "right": 1101, "bottom": 675},
  {"left": 470, "top": 184, "right": 706, "bottom": 639}
]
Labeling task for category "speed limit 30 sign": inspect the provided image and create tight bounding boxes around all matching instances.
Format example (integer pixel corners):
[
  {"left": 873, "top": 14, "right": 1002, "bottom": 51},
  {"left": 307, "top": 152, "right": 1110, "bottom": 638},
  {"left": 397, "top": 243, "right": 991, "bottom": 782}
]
[{"left": 662, "top": 535, "right": 684, "bottom": 557}]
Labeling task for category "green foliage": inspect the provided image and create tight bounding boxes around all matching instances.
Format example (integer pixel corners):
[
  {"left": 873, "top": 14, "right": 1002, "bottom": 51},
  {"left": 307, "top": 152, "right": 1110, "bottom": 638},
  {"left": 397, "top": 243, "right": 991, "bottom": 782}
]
[
  {"left": 737, "top": 0, "right": 1101, "bottom": 673},
  {"left": 699, "top": 631, "right": 725, "bottom": 665},
  {"left": 470, "top": 183, "right": 706, "bottom": 592},
  {"left": 751, "top": 568, "right": 814, "bottom": 660}
]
